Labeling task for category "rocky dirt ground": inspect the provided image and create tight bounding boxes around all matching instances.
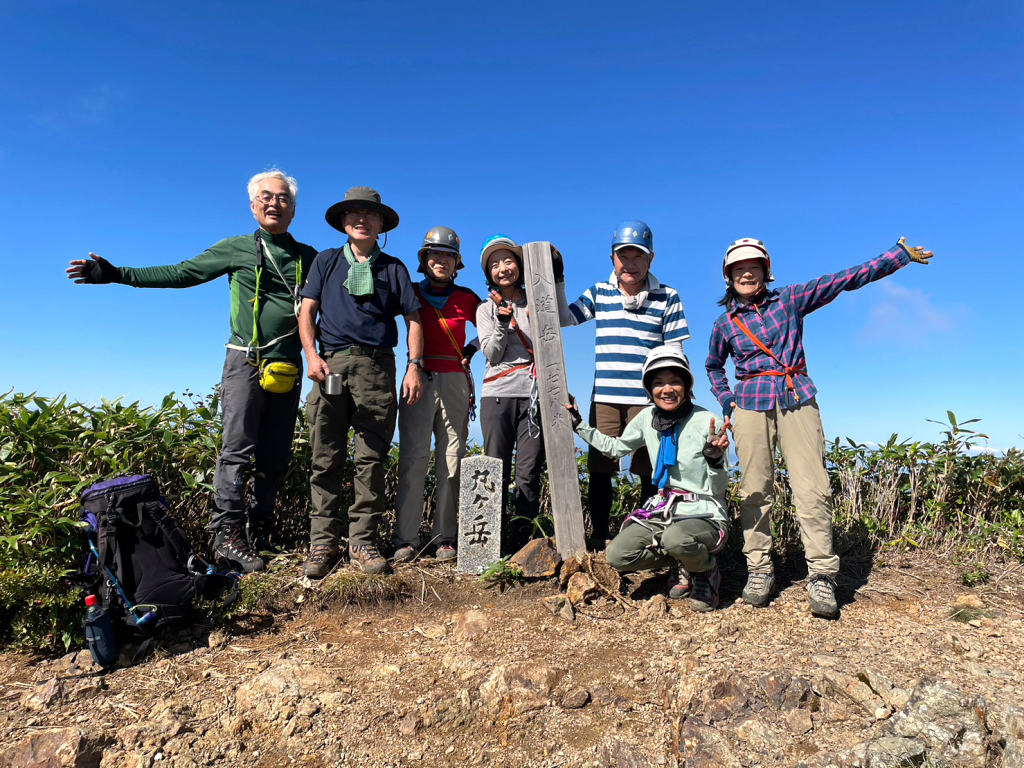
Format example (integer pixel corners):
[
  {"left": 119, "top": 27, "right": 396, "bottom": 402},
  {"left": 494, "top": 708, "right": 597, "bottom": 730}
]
[{"left": 2, "top": 549, "right": 1023, "bottom": 768}]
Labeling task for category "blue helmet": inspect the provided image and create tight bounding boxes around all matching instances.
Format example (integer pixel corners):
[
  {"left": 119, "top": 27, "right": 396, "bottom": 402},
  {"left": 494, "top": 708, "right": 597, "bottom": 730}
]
[{"left": 611, "top": 220, "right": 653, "bottom": 254}]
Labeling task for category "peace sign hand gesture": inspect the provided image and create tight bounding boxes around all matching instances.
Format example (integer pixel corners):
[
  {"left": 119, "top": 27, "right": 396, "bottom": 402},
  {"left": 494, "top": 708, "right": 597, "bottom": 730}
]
[{"left": 702, "top": 417, "right": 730, "bottom": 461}]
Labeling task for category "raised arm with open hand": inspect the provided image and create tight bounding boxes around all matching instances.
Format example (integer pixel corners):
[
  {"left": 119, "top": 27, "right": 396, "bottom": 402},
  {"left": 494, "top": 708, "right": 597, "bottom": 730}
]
[
  {"left": 66, "top": 253, "right": 122, "bottom": 284},
  {"left": 899, "top": 237, "right": 934, "bottom": 266}
]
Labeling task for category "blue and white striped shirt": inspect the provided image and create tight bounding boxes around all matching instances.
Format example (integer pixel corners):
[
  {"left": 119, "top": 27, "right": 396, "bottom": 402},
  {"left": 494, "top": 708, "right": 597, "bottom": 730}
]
[{"left": 568, "top": 272, "right": 690, "bottom": 405}]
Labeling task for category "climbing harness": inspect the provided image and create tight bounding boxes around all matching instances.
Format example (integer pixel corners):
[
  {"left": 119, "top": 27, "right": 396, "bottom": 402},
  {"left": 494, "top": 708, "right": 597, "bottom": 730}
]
[
  {"left": 729, "top": 311, "right": 807, "bottom": 403},
  {"left": 620, "top": 489, "right": 728, "bottom": 555},
  {"left": 431, "top": 306, "right": 477, "bottom": 421}
]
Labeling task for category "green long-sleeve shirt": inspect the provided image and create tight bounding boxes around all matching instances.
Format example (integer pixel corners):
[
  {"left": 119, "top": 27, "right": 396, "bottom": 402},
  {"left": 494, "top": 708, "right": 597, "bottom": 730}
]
[{"left": 120, "top": 230, "right": 318, "bottom": 360}]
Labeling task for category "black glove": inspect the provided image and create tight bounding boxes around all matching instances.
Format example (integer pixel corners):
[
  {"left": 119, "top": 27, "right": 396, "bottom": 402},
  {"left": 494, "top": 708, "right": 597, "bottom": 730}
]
[
  {"left": 565, "top": 395, "right": 583, "bottom": 431},
  {"left": 551, "top": 247, "right": 565, "bottom": 282},
  {"left": 497, "top": 302, "right": 512, "bottom": 324},
  {"left": 81, "top": 256, "right": 122, "bottom": 284},
  {"left": 702, "top": 440, "right": 726, "bottom": 461}
]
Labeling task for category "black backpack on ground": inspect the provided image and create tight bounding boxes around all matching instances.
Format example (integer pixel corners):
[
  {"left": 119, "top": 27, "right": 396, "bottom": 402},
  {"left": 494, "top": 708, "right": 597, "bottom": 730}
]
[{"left": 76, "top": 474, "right": 232, "bottom": 667}]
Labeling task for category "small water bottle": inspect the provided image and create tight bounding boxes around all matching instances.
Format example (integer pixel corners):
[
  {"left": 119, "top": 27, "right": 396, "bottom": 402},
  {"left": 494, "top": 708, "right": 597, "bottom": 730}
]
[{"left": 83, "top": 594, "right": 120, "bottom": 669}]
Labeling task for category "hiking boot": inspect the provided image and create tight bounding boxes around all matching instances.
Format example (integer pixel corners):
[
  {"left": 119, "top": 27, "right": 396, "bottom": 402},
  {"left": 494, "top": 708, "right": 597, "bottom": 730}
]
[
  {"left": 435, "top": 543, "right": 457, "bottom": 562},
  {"left": 807, "top": 575, "right": 838, "bottom": 618},
  {"left": 667, "top": 565, "right": 691, "bottom": 599},
  {"left": 213, "top": 525, "right": 265, "bottom": 574},
  {"left": 248, "top": 520, "right": 282, "bottom": 556},
  {"left": 689, "top": 564, "right": 721, "bottom": 613},
  {"left": 742, "top": 571, "right": 776, "bottom": 607},
  {"left": 393, "top": 544, "right": 417, "bottom": 563},
  {"left": 350, "top": 544, "right": 388, "bottom": 575},
  {"left": 303, "top": 544, "right": 339, "bottom": 579}
]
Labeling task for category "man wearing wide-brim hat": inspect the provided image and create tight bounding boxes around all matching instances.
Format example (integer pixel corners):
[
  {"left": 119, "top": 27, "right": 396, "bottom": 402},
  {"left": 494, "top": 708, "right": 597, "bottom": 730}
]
[{"left": 299, "top": 186, "right": 424, "bottom": 578}]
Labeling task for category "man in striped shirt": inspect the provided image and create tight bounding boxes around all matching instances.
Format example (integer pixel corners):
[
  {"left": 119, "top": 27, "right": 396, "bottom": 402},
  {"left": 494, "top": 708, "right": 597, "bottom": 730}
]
[{"left": 567, "top": 220, "right": 690, "bottom": 546}]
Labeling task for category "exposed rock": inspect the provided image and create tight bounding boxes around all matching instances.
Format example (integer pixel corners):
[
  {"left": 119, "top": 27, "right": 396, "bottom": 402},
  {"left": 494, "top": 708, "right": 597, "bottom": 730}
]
[
  {"left": 592, "top": 686, "right": 616, "bottom": 705},
  {"left": 821, "top": 670, "right": 887, "bottom": 715},
  {"left": 398, "top": 712, "right": 419, "bottom": 737},
  {"left": 734, "top": 715, "right": 787, "bottom": 751},
  {"left": 758, "top": 670, "right": 818, "bottom": 711},
  {"left": 510, "top": 538, "right": 561, "bottom": 578},
  {"left": 20, "top": 678, "right": 61, "bottom": 713},
  {"left": 561, "top": 688, "right": 591, "bottom": 710},
  {"left": 540, "top": 595, "right": 575, "bottom": 621},
  {"left": 863, "top": 736, "right": 927, "bottom": 767},
  {"left": 1003, "top": 707, "right": 1024, "bottom": 768},
  {"left": 1, "top": 727, "right": 105, "bottom": 768},
  {"left": 888, "top": 678, "right": 988, "bottom": 763},
  {"left": 596, "top": 738, "right": 652, "bottom": 767},
  {"left": 558, "top": 556, "right": 583, "bottom": 588},
  {"left": 235, "top": 660, "right": 341, "bottom": 723},
  {"left": 700, "top": 671, "right": 752, "bottom": 724},
  {"left": 786, "top": 708, "right": 814, "bottom": 735},
  {"left": 566, "top": 572, "right": 598, "bottom": 605},
  {"left": 677, "top": 716, "right": 742, "bottom": 768},
  {"left": 479, "top": 663, "right": 564, "bottom": 715},
  {"left": 454, "top": 609, "right": 490, "bottom": 639},
  {"left": 638, "top": 594, "right": 668, "bottom": 621},
  {"left": 119, "top": 711, "right": 183, "bottom": 750}
]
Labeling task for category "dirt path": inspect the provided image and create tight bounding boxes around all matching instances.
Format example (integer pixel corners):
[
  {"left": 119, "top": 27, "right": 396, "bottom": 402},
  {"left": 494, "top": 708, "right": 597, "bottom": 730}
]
[{"left": 2, "top": 552, "right": 1022, "bottom": 767}]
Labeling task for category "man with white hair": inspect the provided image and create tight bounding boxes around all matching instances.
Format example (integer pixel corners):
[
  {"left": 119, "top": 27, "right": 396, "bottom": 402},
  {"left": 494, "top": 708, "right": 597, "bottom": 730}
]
[{"left": 66, "top": 169, "right": 318, "bottom": 573}]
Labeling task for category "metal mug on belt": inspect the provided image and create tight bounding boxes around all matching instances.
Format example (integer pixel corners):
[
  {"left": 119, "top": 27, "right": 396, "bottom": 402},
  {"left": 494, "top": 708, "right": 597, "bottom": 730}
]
[{"left": 323, "top": 373, "right": 342, "bottom": 396}]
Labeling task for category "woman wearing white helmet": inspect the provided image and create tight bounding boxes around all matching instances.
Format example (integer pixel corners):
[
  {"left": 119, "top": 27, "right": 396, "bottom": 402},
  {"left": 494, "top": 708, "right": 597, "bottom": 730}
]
[
  {"left": 706, "top": 237, "right": 934, "bottom": 618},
  {"left": 476, "top": 235, "right": 573, "bottom": 552},
  {"left": 565, "top": 346, "right": 731, "bottom": 612}
]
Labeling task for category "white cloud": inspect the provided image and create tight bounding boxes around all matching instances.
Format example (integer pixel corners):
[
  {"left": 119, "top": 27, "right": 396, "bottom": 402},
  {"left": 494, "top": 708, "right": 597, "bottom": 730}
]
[
  {"left": 858, "top": 282, "right": 965, "bottom": 346},
  {"left": 33, "top": 84, "right": 125, "bottom": 132}
]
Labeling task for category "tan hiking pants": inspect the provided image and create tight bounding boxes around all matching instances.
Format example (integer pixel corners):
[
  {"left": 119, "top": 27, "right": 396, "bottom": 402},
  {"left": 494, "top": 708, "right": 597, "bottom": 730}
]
[
  {"left": 393, "top": 371, "right": 471, "bottom": 548},
  {"left": 732, "top": 397, "right": 839, "bottom": 577}
]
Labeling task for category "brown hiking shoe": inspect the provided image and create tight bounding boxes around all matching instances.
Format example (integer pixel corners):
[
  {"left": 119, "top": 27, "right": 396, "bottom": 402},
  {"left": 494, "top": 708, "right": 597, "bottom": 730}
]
[
  {"left": 350, "top": 544, "right": 388, "bottom": 575},
  {"left": 303, "top": 544, "right": 338, "bottom": 579}
]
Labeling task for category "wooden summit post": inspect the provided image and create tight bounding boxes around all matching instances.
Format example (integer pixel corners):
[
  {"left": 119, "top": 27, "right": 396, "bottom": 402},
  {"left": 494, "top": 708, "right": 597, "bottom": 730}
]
[{"left": 522, "top": 241, "right": 586, "bottom": 559}]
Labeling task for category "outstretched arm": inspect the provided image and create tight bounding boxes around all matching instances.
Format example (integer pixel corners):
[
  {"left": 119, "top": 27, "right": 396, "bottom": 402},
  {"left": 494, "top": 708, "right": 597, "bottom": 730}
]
[
  {"left": 66, "top": 253, "right": 122, "bottom": 284},
  {"left": 564, "top": 397, "right": 646, "bottom": 459},
  {"left": 793, "top": 238, "right": 935, "bottom": 316}
]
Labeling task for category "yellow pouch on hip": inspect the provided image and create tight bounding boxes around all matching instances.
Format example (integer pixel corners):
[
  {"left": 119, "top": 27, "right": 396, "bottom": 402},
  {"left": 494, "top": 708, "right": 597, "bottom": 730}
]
[{"left": 258, "top": 360, "right": 299, "bottom": 393}]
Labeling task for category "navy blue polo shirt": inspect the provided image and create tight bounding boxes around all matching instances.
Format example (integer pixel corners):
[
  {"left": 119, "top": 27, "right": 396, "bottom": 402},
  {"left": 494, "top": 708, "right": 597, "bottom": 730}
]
[{"left": 301, "top": 247, "right": 420, "bottom": 352}]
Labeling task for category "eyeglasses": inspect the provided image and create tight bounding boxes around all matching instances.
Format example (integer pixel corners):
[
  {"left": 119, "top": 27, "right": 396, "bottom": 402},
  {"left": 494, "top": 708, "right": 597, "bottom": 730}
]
[{"left": 254, "top": 192, "right": 293, "bottom": 206}]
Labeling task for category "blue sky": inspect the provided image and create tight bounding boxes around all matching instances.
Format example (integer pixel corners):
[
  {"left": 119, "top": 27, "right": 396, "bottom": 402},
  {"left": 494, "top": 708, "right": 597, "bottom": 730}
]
[{"left": 3, "top": 1, "right": 1022, "bottom": 451}]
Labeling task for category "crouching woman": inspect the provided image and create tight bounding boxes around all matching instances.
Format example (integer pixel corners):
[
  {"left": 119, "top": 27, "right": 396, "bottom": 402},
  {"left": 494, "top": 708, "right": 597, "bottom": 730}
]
[{"left": 566, "top": 346, "right": 730, "bottom": 612}]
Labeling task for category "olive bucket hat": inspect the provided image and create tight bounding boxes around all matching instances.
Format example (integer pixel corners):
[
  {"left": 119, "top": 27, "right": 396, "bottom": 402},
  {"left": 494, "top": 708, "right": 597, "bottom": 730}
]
[{"left": 325, "top": 186, "right": 400, "bottom": 234}]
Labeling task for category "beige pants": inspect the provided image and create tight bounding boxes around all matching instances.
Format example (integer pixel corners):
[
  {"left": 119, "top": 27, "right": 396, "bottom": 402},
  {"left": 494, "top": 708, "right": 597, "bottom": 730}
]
[
  {"left": 394, "top": 371, "right": 471, "bottom": 548},
  {"left": 732, "top": 397, "right": 839, "bottom": 577}
]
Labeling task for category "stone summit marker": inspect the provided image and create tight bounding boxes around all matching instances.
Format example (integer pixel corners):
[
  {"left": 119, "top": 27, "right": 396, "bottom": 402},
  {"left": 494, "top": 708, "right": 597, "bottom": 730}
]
[
  {"left": 457, "top": 455, "right": 504, "bottom": 574},
  {"left": 522, "top": 241, "right": 586, "bottom": 559}
]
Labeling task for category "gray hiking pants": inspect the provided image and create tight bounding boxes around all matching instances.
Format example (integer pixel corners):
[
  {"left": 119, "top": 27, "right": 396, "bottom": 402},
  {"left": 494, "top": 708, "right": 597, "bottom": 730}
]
[{"left": 210, "top": 349, "right": 302, "bottom": 532}]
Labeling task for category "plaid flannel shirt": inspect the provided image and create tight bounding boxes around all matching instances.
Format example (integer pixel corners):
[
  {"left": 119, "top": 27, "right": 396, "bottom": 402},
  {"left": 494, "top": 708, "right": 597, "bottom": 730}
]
[{"left": 706, "top": 242, "right": 912, "bottom": 412}]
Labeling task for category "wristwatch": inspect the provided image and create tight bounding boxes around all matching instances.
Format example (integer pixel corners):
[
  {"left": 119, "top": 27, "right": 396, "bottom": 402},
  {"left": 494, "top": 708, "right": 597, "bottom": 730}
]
[{"left": 408, "top": 358, "right": 424, "bottom": 369}]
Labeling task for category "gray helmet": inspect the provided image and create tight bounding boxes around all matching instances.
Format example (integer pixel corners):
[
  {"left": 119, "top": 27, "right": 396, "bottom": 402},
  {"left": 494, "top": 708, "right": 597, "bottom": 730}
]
[{"left": 417, "top": 226, "right": 464, "bottom": 274}]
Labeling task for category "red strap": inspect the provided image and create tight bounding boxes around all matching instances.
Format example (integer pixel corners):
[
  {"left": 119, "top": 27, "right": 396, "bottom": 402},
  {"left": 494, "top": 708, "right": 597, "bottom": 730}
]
[
  {"left": 483, "top": 362, "right": 534, "bottom": 384},
  {"left": 509, "top": 316, "right": 534, "bottom": 359},
  {"left": 729, "top": 312, "right": 807, "bottom": 400}
]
